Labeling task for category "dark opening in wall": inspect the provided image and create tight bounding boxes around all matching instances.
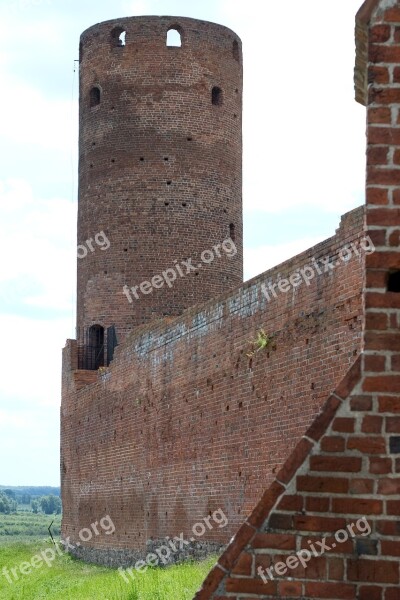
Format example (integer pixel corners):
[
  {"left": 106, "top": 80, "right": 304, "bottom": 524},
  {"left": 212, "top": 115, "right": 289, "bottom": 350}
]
[
  {"left": 212, "top": 86, "right": 223, "bottom": 106},
  {"left": 229, "top": 223, "right": 236, "bottom": 241},
  {"left": 233, "top": 40, "right": 240, "bottom": 61},
  {"left": 387, "top": 271, "right": 400, "bottom": 292},
  {"left": 89, "top": 86, "right": 101, "bottom": 108},
  {"left": 78, "top": 325, "right": 105, "bottom": 370},
  {"left": 390, "top": 437, "right": 400, "bottom": 453},
  {"left": 167, "top": 27, "right": 182, "bottom": 47},
  {"left": 111, "top": 27, "right": 126, "bottom": 47}
]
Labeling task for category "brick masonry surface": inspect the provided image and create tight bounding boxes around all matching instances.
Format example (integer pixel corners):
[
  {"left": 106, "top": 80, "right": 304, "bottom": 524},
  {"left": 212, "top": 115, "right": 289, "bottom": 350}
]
[
  {"left": 61, "top": 204, "right": 365, "bottom": 561},
  {"left": 77, "top": 16, "right": 243, "bottom": 341},
  {"left": 193, "top": 1, "right": 400, "bottom": 598}
]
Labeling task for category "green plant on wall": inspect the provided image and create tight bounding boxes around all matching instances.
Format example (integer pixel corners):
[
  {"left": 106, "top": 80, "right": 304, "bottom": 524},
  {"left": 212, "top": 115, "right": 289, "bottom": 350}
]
[{"left": 246, "top": 329, "right": 276, "bottom": 358}]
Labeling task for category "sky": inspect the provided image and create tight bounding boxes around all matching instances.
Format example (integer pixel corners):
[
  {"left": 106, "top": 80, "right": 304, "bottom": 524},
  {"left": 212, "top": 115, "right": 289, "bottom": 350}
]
[{"left": 0, "top": 0, "right": 366, "bottom": 486}]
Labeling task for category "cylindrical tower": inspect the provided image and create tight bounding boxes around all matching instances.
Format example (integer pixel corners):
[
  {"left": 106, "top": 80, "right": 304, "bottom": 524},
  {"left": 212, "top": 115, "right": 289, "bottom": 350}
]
[{"left": 77, "top": 16, "right": 243, "bottom": 347}]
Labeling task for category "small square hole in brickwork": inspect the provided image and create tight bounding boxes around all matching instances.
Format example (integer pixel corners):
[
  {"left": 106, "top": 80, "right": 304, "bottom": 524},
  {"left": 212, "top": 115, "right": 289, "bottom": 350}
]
[
  {"left": 167, "top": 180, "right": 172, "bottom": 186},
  {"left": 187, "top": 137, "right": 192, "bottom": 141},
  {"left": 140, "top": 157, "right": 144, "bottom": 161},
  {"left": 356, "top": 539, "right": 378, "bottom": 556},
  {"left": 388, "top": 271, "right": 400, "bottom": 292},
  {"left": 390, "top": 437, "right": 400, "bottom": 453}
]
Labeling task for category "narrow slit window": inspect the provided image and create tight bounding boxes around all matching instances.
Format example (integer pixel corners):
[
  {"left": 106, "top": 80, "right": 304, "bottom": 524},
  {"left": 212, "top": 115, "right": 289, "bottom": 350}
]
[
  {"left": 90, "top": 86, "right": 101, "bottom": 108},
  {"left": 233, "top": 40, "right": 240, "bottom": 61},
  {"left": 212, "top": 86, "right": 223, "bottom": 106},
  {"left": 229, "top": 223, "right": 236, "bottom": 241},
  {"left": 167, "top": 28, "right": 182, "bottom": 47}
]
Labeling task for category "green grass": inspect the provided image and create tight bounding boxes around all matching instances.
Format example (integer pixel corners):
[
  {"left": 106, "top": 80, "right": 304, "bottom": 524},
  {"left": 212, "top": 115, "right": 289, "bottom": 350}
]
[
  {"left": 0, "top": 513, "right": 61, "bottom": 539},
  {"left": 0, "top": 512, "right": 214, "bottom": 599}
]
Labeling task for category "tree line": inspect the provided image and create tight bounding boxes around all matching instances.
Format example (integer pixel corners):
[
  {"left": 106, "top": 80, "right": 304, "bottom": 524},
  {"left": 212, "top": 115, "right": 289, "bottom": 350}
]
[{"left": 0, "top": 490, "right": 61, "bottom": 515}]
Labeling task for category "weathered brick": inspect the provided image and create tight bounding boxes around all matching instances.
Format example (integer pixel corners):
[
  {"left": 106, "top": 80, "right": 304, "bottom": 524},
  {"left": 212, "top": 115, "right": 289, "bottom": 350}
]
[
  {"left": 347, "top": 558, "right": 399, "bottom": 583},
  {"left": 321, "top": 436, "right": 346, "bottom": 452},
  {"left": 331, "top": 497, "right": 383, "bottom": 515}
]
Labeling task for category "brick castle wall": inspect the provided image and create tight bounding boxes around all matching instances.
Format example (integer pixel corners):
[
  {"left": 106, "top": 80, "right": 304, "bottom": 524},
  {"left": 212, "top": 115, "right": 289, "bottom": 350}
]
[{"left": 61, "top": 206, "right": 365, "bottom": 564}]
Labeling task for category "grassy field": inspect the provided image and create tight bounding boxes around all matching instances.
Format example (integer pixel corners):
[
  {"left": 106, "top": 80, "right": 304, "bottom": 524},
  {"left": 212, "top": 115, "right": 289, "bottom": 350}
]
[
  {"left": 0, "top": 512, "right": 61, "bottom": 539},
  {"left": 0, "top": 513, "right": 213, "bottom": 599}
]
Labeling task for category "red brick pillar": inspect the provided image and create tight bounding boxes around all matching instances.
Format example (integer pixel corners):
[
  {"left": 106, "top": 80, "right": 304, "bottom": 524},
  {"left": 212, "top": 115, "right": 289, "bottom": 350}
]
[{"left": 362, "top": 0, "right": 400, "bottom": 395}]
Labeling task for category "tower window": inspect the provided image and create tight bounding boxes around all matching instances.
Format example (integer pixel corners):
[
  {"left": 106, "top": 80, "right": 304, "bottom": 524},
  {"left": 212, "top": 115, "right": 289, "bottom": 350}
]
[
  {"left": 111, "top": 27, "right": 126, "bottom": 47},
  {"left": 212, "top": 86, "right": 223, "bottom": 106},
  {"left": 167, "top": 27, "right": 182, "bottom": 47},
  {"left": 87, "top": 325, "right": 105, "bottom": 370},
  {"left": 90, "top": 86, "right": 101, "bottom": 108},
  {"left": 388, "top": 271, "right": 400, "bottom": 293},
  {"left": 233, "top": 40, "right": 240, "bottom": 62},
  {"left": 229, "top": 223, "right": 236, "bottom": 241}
]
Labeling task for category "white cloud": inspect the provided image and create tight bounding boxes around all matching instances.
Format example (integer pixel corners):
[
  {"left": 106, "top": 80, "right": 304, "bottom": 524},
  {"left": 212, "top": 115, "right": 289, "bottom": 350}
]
[
  {"left": 0, "top": 179, "right": 76, "bottom": 311},
  {"left": 218, "top": 0, "right": 366, "bottom": 214},
  {"left": 122, "top": 0, "right": 152, "bottom": 15},
  {"left": 0, "top": 75, "right": 77, "bottom": 151},
  {"left": 0, "top": 314, "right": 72, "bottom": 407},
  {"left": 244, "top": 236, "right": 326, "bottom": 281}
]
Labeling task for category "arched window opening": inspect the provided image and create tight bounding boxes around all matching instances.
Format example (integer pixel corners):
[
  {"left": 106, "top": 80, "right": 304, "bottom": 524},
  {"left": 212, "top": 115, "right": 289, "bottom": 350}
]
[
  {"left": 233, "top": 40, "right": 240, "bottom": 62},
  {"left": 89, "top": 86, "right": 101, "bottom": 108},
  {"left": 212, "top": 86, "right": 223, "bottom": 106},
  {"left": 387, "top": 271, "right": 400, "bottom": 293},
  {"left": 88, "top": 325, "right": 105, "bottom": 370},
  {"left": 111, "top": 27, "right": 126, "bottom": 47},
  {"left": 229, "top": 223, "right": 236, "bottom": 241},
  {"left": 167, "top": 28, "right": 182, "bottom": 47}
]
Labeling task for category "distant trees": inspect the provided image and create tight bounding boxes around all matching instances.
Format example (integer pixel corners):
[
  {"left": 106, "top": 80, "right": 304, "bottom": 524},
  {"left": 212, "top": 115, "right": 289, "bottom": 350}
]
[
  {"left": 0, "top": 487, "right": 61, "bottom": 515},
  {"left": 37, "top": 495, "right": 62, "bottom": 515},
  {"left": 21, "top": 493, "right": 31, "bottom": 505},
  {"left": 0, "top": 492, "right": 17, "bottom": 513}
]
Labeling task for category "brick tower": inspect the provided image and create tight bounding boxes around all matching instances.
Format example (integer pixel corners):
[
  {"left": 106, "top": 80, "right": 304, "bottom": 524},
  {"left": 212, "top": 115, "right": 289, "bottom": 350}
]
[{"left": 77, "top": 16, "right": 243, "bottom": 358}]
